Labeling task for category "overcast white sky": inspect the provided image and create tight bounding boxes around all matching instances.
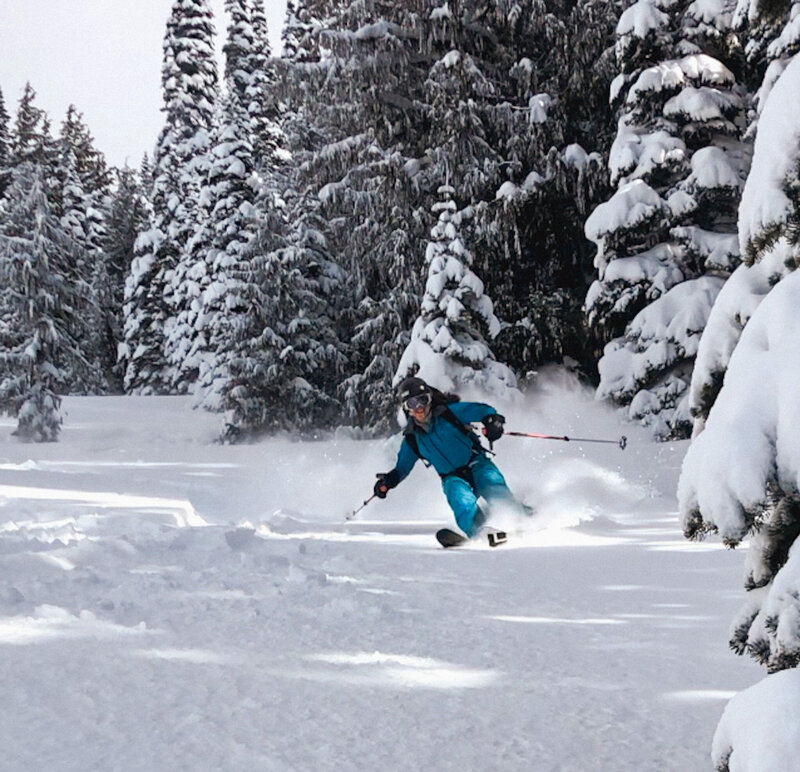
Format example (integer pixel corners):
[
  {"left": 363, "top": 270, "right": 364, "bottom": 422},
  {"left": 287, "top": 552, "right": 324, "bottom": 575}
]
[{"left": 0, "top": 1, "right": 287, "bottom": 168}]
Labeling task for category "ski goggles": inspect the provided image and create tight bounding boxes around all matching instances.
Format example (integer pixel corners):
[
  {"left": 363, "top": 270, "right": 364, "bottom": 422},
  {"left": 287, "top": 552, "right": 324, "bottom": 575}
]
[{"left": 404, "top": 393, "right": 432, "bottom": 411}]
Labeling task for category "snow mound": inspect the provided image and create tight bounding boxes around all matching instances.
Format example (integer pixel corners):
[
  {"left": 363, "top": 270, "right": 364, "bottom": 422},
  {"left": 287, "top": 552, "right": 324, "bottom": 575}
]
[{"left": 713, "top": 670, "right": 800, "bottom": 771}]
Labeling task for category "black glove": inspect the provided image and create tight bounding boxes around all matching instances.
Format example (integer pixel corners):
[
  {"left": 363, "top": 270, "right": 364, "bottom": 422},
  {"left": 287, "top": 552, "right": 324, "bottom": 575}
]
[
  {"left": 374, "top": 470, "right": 399, "bottom": 499},
  {"left": 482, "top": 413, "right": 505, "bottom": 443}
]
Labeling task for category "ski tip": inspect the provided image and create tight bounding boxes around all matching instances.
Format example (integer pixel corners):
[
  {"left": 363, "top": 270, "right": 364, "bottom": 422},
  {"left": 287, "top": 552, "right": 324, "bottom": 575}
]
[{"left": 436, "top": 528, "right": 468, "bottom": 548}]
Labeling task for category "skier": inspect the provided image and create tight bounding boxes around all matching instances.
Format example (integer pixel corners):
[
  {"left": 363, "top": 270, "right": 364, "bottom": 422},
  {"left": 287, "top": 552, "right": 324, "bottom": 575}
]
[{"left": 374, "top": 376, "right": 529, "bottom": 544}]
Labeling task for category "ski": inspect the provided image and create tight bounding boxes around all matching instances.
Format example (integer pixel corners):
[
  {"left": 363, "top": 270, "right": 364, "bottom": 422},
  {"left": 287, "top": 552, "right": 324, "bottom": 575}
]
[{"left": 436, "top": 528, "right": 508, "bottom": 548}]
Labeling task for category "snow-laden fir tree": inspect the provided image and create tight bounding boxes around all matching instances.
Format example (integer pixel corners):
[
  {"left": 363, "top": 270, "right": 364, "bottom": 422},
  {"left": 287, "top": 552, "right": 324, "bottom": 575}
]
[
  {"left": 102, "top": 166, "right": 149, "bottom": 390},
  {"left": 395, "top": 185, "right": 518, "bottom": 398},
  {"left": 414, "top": 0, "right": 616, "bottom": 383},
  {"left": 677, "top": 53, "right": 800, "bottom": 771},
  {"left": 281, "top": 0, "right": 319, "bottom": 63},
  {"left": 585, "top": 0, "right": 747, "bottom": 439},
  {"left": 59, "top": 104, "right": 111, "bottom": 196},
  {"left": 278, "top": 0, "right": 433, "bottom": 431},
  {"left": 122, "top": 0, "right": 217, "bottom": 394},
  {"left": 245, "top": 0, "right": 281, "bottom": 163},
  {"left": 687, "top": 0, "right": 800, "bottom": 430},
  {"left": 471, "top": 0, "right": 620, "bottom": 373},
  {"left": 10, "top": 84, "right": 46, "bottom": 167},
  {"left": 215, "top": 4, "right": 349, "bottom": 438},
  {"left": 56, "top": 107, "right": 114, "bottom": 390},
  {"left": 221, "top": 199, "right": 346, "bottom": 440},
  {"left": 0, "top": 86, "right": 10, "bottom": 201},
  {"left": 188, "top": 89, "right": 258, "bottom": 409},
  {"left": 0, "top": 164, "right": 96, "bottom": 440},
  {"left": 165, "top": 0, "right": 259, "bottom": 404}
]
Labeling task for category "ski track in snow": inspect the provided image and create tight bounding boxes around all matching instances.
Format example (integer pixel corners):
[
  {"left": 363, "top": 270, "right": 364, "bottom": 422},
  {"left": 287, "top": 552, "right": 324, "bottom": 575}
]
[{"left": 0, "top": 380, "right": 760, "bottom": 771}]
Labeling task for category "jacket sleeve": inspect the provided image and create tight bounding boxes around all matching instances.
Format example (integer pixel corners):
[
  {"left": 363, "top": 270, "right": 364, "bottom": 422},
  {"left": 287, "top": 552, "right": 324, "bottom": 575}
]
[
  {"left": 393, "top": 437, "right": 419, "bottom": 483},
  {"left": 449, "top": 401, "right": 497, "bottom": 424}
]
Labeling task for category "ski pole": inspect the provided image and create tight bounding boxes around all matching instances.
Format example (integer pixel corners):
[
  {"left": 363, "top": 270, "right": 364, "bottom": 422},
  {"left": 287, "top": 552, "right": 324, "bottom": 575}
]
[
  {"left": 346, "top": 493, "right": 378, "bottom": 521},
  {"left": 507, "top": 431, "right": 627, "bottom": 450}
]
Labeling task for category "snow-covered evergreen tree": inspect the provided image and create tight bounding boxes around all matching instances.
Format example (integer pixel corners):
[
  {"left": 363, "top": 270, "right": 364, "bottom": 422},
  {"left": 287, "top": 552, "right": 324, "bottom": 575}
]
[
  {"left": 10, "top": 83, "right": 46, "bottom": 167},
  {"left": 687, "top": 0, "right": 800, "bottom": 431},
  {"left": 0, "top": 86, "right": 10, "bottom": 201},
  {"left": 678, "top": 51, "right": 800, "bottom": 772},
  {"left": 56, "top": 107, "right": 113, "bottom": 390},
  {"left": 221, "top": 201, "right": 346, "bottom": 440},
  {"left": 211, "top": 3, "right": 349, "bottom": 438},
  {"left": 0, "top": 164, "right": 96, "bottom": 440},
  {"left": 102, "top": 167, "right": 149, "bottom": 390},
  {"left": 246, "top": 0, "right": 283, "bottom": 164},
  {"left": 281, "top": 0, "right": 318, "bottom": 63},
  {"left": 122, "top": 0, "right": 217, "bottom": 394},
  {"left": 585, "top": 0, "right": 747, "bottom": 439},
  {"left": 189, "top": 89, "right": 258, "bottom": 409},
  {"left": 59, "top": 104, "right": 111, "bottom": 195},
  {"left": 276, "top": 1, "right": 424, "bottom": 430},
  {"left": 395, "top": 186, "right": 518, "bottom": 398},
  {"left": 165, "top": 0, "right": 260, "bottom": 404}
]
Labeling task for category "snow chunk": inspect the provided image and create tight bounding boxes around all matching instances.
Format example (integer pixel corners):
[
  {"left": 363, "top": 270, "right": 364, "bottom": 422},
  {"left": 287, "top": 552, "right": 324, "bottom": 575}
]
[
  {"left": 627, "top": 54, "right": 734, "bottom": 104},
  {"left": 590, "top": 242, "right": 685, "bottom": 295},
  {"left": 767, "top": 10, "right": 800, "bottom": 60},
  {"left": 610, "top": 73, "right": 627, "bottom": 104},
  {"left": 686, "top": 0, "right": 734, "bottom": 29},
  {"left": 529, "top": 93, "right": 553, "bottom": 124},
  {"left": 585, "top": 180, "right": 664, "bottom": 246},
  {"left": 563, "top": 143, "right": 589, "bottom": 169},
  {"left": 685, "top": 146, "right": 742, "bottom": 191},
  {"left": 713, "top": 671, "right": 800, "bottom": 771},
  {"left": 354, "top": 20, "right": 394, "bottom": 40},
  {"left": 523, "top": 170, "right": 546, "bottom": 189},
  {"left": 496, "top": 181, "right": 521, "bottom": 201},
  {"left": 609, "top": 118, "right": 686, "bottom": 185},
  {"left": 663, "top": 86, "right": 740, "bottom": 123},
  {"left": 616, "top": 0, "right": 670, "bottom": 39},
  {"left": 671, "top": 225, "right": 739, "bottom": 271},
  {"left": 441, "top": 50, "right": 461, "bottom": 68}
]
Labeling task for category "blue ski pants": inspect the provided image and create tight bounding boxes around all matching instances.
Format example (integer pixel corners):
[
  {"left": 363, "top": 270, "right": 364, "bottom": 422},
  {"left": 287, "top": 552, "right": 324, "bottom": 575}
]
[{"left": 441, "top": 454, "right": 525, "bottom": 537}]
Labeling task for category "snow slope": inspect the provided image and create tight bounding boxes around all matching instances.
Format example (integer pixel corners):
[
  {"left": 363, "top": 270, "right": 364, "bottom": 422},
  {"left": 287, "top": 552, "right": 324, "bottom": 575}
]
[{"left": 0, "top": 371, "right": 760, "bottom": 771}]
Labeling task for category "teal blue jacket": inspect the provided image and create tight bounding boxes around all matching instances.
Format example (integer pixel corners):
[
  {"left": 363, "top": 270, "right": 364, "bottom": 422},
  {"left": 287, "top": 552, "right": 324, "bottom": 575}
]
[{"left": 393, "top": 401, "right": 496, "bottom": 481}]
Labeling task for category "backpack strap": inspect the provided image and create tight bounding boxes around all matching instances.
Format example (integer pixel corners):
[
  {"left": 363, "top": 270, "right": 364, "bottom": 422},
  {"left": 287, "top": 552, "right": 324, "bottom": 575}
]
[{"left": 403, "top": 431, "right": 430, "bottom": 467}]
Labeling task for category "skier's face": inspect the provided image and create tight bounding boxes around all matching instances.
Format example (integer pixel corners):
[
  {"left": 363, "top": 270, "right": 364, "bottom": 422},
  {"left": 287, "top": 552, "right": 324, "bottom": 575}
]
[
  {"left": 405, "top": 392, "right": 432, "bottom": 422},
  {"left": 410, "top": 403, "right": 432, "bottom": 421}
]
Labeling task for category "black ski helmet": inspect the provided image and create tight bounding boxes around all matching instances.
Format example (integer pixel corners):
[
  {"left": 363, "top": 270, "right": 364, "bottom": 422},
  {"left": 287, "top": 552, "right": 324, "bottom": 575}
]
[{"left": 397, "top": 376, "right": 431, "bottom": 405}]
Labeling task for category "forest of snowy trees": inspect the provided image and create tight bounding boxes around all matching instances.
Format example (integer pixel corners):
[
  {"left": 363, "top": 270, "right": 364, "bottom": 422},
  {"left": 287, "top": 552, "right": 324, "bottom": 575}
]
[
  {"left": 0, "top": 0, "right": 797, "bottom": 446},
  {"left": 0, "top": 0, "right": 795, "bottom": 442},
  {"left": 3, "top": 0, "right": 796, "bottom": 447},
  {"left": 2, "top": 0, "right": 621, "bottom": 441}
]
